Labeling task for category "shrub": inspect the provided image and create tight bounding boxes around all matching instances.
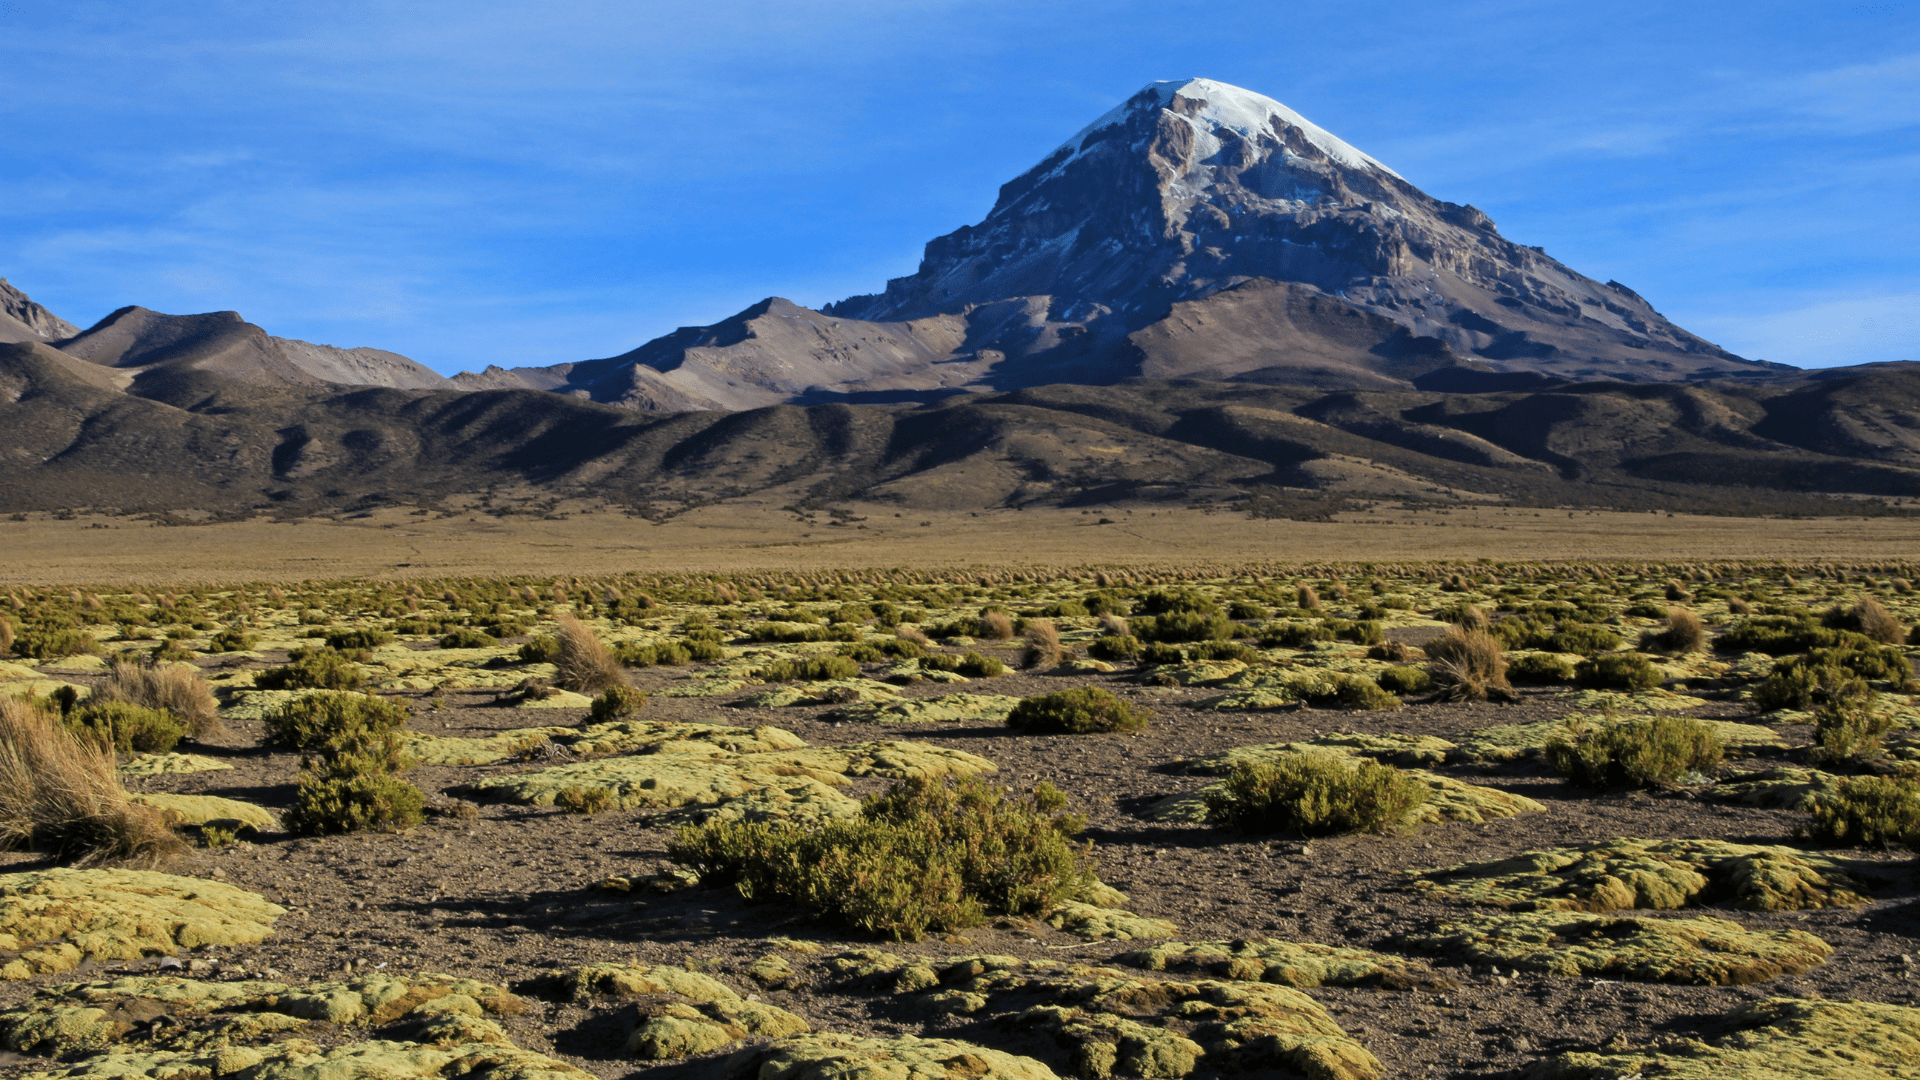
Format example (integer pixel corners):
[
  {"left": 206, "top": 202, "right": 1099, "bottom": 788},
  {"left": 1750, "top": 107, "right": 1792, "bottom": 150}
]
[
  {"left": 264, "top": 692, "right": 410, "bottom": 751},
  {"left": 1716, "top": 614, "right": 1848, "bottom": 655},
  {"left": 1824, "top": 598, "right": 1909, "bottom": 645},
  {"left": 743, "top": 622, "right": 838, "bottom": 643},
  {"left": 518, "top": 635, "right": 561, "bottom": 663},
  {"left": 1367, "top": 640, "right": 1413, "bottom": 663},
  {"left": 1188, "top": 640, "right": 1260, "bottom": 664},
  {"left": 1138, "top": 641, "right": 1187, "bottom": 666},
  {"left": 1752, "top": 646, "right": 1905, "bottom": 710},
  {"left": 0, "top": 617, "right": 11, "bottom": 655},
  {"left": 1640, "top": 608, "right": 1707, "bottom": 654},
  {"left": 1296, "top": 585, "right": 1320, "bottom": 610},
  {"left": 1376, "top": 666, "right": 1432, "bottom": 695},
  {"left": 669, "top": 775, "right": 1094, "bottom": 939},
  {"left": 590, "top": 685, "right": 647, "bottom": 722},
  {"left": 920, "top": 651, "right": 1005, "bottom": 678},
  {"left": 1138, "top": 590, "right": 1219, "bottom": 617},
  {"left": 206, "top": 629, "right": 257, "bottom": 653},
  {"left": 1803, "top": 776, "right": 1920, "bottom": 848},
  {"left": 612, "top": 640, "right": 694, "bottom": 667},
  {"left": 1259, "top": 621, "right": 1333, "bottom": 649},
  {"left": 257, "top": 647, "right": 366, "bottom": 691},
  {"left": 325, "top": 628, "right": 394, "bottom": 651},
  {"left": 554, "top": 614, "right": 627, "bottom": 694},
  {"left": 1573, "top": 653, "right": 1663, "bottom": 691},
  {"left": 755, "top": 655, "right": 860, "bottom": 683},
  {"left": 439, "top": 628, "right": 499, "bottom": 649},
  {"left": 1005, "top": 687, "right": 1147, "bottom": 734},
  {"left": 1424, "top": 626, "right": 1514, "bottom": 702},
  {"left": 12, "top": 627, "right": 103, "bottom": 660},
  {"left": 1441, "top": 604, "right": 1491, "bottom": 632},
  {"left": 1132, "top": 611, "right": 1236, "bottom": 643},
  {"left": 1508, "top": 653, "right": 1577, "bottom": 683},
  {"left": 93, "top": 659, "right": 220, "bottom": 738},
  {"left": 555, "top": 786, "right": 617, "bottom": 814},
  {"left": 1227, "top": 601, "right": 1268, "bottom": 621},
  {"left": 895, "top": 624, "right": 932, "bottom": 647},
  {"left": 1087, "top": 635, "right": 1142, "bottom": 662},
  {"left": 0, "top": 697, "right": 184, "bottom": 867},
  {"left": 63, "top": 702, "right": 185, "bottom": 754},
  {"left": 1326, "top": 674, "right": 1401, "bottom": 710},
  {"left": 1021, "top": 620, "right": 1063, "bottom": 669},
  {"left": 284, "top": 766, "right": 424, "bottom": 836},
  {"left": 1544, "top": 716, "right": 1724, "bottom": 788},
  {"left": 1203, "top": 756, "right": 1428, "bottom": 836},
  {"left": 1811, "top": 687, "right": 1892, "bottom": 764}
]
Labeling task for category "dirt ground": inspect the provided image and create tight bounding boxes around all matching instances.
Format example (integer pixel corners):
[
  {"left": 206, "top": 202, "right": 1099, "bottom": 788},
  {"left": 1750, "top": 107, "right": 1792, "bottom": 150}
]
[
  {"left": 4, "top": 501, "right": 1920, "bottom": 585},
  {"left": 4, "top": 629, "right": 1918, "bottom": 1078}
]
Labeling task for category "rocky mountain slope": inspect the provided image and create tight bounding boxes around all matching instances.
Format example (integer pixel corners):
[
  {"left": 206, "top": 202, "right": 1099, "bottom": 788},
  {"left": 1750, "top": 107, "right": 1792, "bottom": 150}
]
[{"left": 471, "top": 79, "right": 1787, "bottom": 412}]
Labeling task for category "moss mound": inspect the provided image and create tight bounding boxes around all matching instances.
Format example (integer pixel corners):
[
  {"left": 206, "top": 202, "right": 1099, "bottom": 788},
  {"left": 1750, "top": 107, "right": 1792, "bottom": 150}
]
[
  {"left": 0, "top": 870, "right": 284, "bottom": 980},
  {"left": 15, "top": 1039, "right": 590, "bottom": 1080},
  {"left": 1119, "top": 939, "right": 1444, "bottom": 990},
  {"left": 1409, "top": 838, "right": 1868, "bottom": 913},
  {"left": 1142, "top": 751, "right": 1541, "bottom": 827},
  {"left": 1175, "top": 734, "right": 1457, "bottom": 772},
  {"left": 1041, "top": 902, "right": 1177, "bottom": 941},
  {"left": 1523, "top": 997, "right": 1920, "bottom": 1079},
  {"left": 460, "top": 756, "right": 852, "bottom": 811},
  {"left": 524, "top": 962, "right": 806, "bottom": 1060},
  {"left": 567, "top": 719, "right": 807, "bottom": 757},
  {"left": 1709, "top": 768, "right": 1848, "bottom": 811},
  {"left": 116, "top": 754, "right": 232, "bottom": 776},
  {"left": 1453, "top": 716, "right": 1782, "bottom": 763},
  {"left": 128, "top": 793, "right": 278, "bottom": 832},
  {"left": 821, "top": 952, "right": 1382, "bottom": 1080},
  {"left": 830, "top": 694, "right": 1024, "bottom": 724},
  {"left": 1404, "top": 911, "right": 1832, "bottom": 985},
  {"left": 401, "top": 726, "right": 573, "bottom": 766},
  {"left": 722, "top": 1034, "right": 1061, "bottom": 1080}
]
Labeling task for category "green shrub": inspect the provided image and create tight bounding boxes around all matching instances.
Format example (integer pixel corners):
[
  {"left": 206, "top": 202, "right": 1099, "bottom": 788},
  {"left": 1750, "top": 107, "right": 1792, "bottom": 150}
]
[
  {"left": 1188, "top": 640, "right": 1261, "bottom": 664},
  {"left": 590, "top": 685, "right": 647, "bottom": 722},
  {"left": 324, "top": 628, "right": 394, "bottom": 651},
  {"left": 1321, "top": 619, "right": 1385, "bottom": 646},
  {"left": 206, "top": 629, "right": 258, "bottom": 653},
  {"left": 1137, "top": 590, "right": 1219, "bottom": 616},
  {"left": 1086, "top": 635, "right": 1142, "bottom": 662},
  {"left": 518, "top": 636, "right": 560, "bottom": 663},
  {"left": 1376, "top": 666, "right": 1433, "bottom": 695},
  {"left": 1325, "top": 674, "right": 1401, "bottom": 710},
  {"left": 1508, "top": 653, "right": 1577, "bottom": 683},
  {"left": 439, "top": 628, "right": 499, "bottom": 649},
  {"left": 1811, "top": 687, "right": 1892, "bottom": 764},
  {"left": 12, "top": 628, "right": 102, "bottom": 660},
  {"left": 254, "top": 648, "right": 366, "bottom": 691},
  {"left": 920, "top": 651, "right": 1005, "bottom": 677},
  {"left": 63, "top": 702, "right": 184, "bottom": 754},
  {"left": 1823, "top": 598, "right": 1910, "bottom": 646},
  {"left": 283, "top": 767, "right": 424, "bottom": 835},
  {"left": 1138, "top": 642, "right": 1187, "bottom": 666},
  {"left": 1227, "top": 601, "right": 1269, "bottom": 621},
  {"left": 612, "top": 640, "right": 694, "bottom": 667},
  {"left": 743, "top": 622, "right": 857, "bottom": 643},
  {"left": 1202, "top": 757, "right": 1429, "bottom": 836},
  {"left": 1005, "top": 687, "right": 1147, "bottom": 734},
  {"left": 755, "top": 655, "right": 860, "bottom": 683},
  {"left": 1716, "top": 614, "right": 1853, "bottom": 655},
  {"left": 264, "top": 692, "right": 410, "bottom": 750},
  {"left": 838, "top": 638, "right": 925, "bottom": 663},
  {"left": 555, "top": 786, "right": 617, "bottom": 814},
  {"left": 1803, "top": 775, "right": 1920, "bottom": 847},
  {"left": 1752, "top": 658, "right": 1882, "bottom": 713},
  {"left": 1543, "top": 623, "right": 1625, "bottom": 655},
  {"left": 1131, "top": 611, "right": 1236, "bottom": 643},
  {"left": 1080, "top": 592, "right": 1128, "bottom": 617},
  {"left": 687, "top": 639, "right": 727, "bottom": 662},
  {"left": 1543, "top": 716, "right": 1723, "bottom": 788},
  {"left": 668, "top": 775, "right": 1094, "bottom": 939},
  {"left": 1258, "top": 621, "right": 1333, "bottom": 649},
  {"left": 390, "top": 618, "right": 446, "bottom": 636},
  {"left": 1572, "top": 653, "right": 1662, "bottom": 691}
]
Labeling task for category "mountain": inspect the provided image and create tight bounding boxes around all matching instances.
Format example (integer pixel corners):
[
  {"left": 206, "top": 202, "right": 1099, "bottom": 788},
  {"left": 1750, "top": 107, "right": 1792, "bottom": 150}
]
[
  {"left": 0, "top": 278, "right": 81, "bottom": 344},
  {"left": 468, "top": 78, "right": 1787, "bottom": 410}
]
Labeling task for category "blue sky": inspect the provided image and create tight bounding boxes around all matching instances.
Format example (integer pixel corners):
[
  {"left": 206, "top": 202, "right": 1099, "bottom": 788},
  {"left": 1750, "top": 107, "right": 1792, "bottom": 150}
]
[{"left": 2, "top": 0, "right": 1915, "bottom": 374}]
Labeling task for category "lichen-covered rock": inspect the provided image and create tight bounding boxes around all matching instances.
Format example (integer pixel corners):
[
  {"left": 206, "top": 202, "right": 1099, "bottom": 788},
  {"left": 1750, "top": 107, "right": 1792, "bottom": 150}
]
[
  {"left": 567, "top": 719, "right": 808, "bottom": 758},
  {"left": 1453, "top": 717, "right": 1782, "bottom": 763},
  {"left": 1709, "top": 768, "right": 1848, "bottom": 812},
  {"left": 456, "top": 757, "right": 851, "bottom": 810},
  {"left": 1139, "top": 762, "right": 1540, "bottom": 827},
  {"left": 1042, "top": 902, "right": 1177, "bottom": 941},
  {"left": 127, "top": 794, "right": 278, "bottom": 832},
  {"left": 821, "top": 953, "right": 1382, "bottom": 1080},
  {"left": 1522, "top": 997, "right": 1920, "bottom": 1078},
  {"left": 1403, "top": 911, "right": 1832, "bottom": 985},
  {"left": 1119, "top": 939, "right": 1444, "bottom": 989},
  {"left": 117, "top": 754, "right": 232, "bottom": 776},
  {"left": 522, "top": 963, "right": 805, "bottom": 1061},
  {"left": 749, "top": 954, "right": 802, "bottom": 991},
  {"left": 745, "top": 741, "right": 998, "bottom": 781},
  {"left": 1566, "top": 688, "right": 1711, "bottom": 713},
  {"left": 1145, "top": 660, "right": 1247, "bottom": 687},
  {"left": 16, "top": 1038, "right": 593, "bottom": 1080},
  {"left": 655, "top": 782, "right": 864, "bottom": 825},
  {"left": 1409, "top": 839, "right": 1868, "bottom": 913},
  {"left": 0, "top": 871, "right": 284, "bottom": 981},
  {"left": 723, "top": 1034, "right": 1061, "bottom": 1080},
  {"left": 734, "top": 680, "right": 901, "bottom": 708},
  {"left": 829, "top": 694, "right": 1024, "bottom": 724},
  {"left": 1175, "top": 734, "right": 1456, "bottom": 772},
  {"left": 402, "top": 727, "right": 575, "bottom": 766}
]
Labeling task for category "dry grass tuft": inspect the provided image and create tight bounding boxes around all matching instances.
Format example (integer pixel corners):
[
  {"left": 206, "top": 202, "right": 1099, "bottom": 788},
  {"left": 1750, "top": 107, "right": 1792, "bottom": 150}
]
[
  {"left": 976, "top": 611, "right": 1014, "bottom": 641},
  {"left": 0, "top": 696, "right": 185, "bottom": 867},
  {"left": 554, "top": 613, "right": 628, "bottom": 693},
  {"left": 93, "top": 659, "right": 222, "bottom": 738},
  {"left": 1643, "top": 607, "right": 1708, "bottom": 654},
  {"left": 1296, "top": 584, "right": 1320, "bottom": 610},
  {"left": 0, "top": 617, "right": 12, "bottom": 656},
  {"left": 1021, "top": 619, "right": 1064, "bottom": 670},
  {"left": 1851, "top": 597, "right": 1908, "bottom": 645},
  {"left": 1425, "top": 626, "right": 1515, "bottom": 702},
  {"left": 894, "top": 624, "right": 931, "bottom": 647},
  {"left": 1098, "top": 613, "right": 1130, "bottom": 638}
]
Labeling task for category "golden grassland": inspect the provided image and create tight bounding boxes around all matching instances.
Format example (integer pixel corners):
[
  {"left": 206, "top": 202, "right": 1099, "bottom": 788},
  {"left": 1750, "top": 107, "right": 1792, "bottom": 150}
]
[{"left": 4, "top": 500, "right": 1920, "bottom": 585}]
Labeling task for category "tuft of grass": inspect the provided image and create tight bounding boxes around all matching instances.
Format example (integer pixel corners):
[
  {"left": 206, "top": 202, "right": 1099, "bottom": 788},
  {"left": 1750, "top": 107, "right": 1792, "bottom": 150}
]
[
  {"left": 1826, "top": 598, "right": 1909, "bottom": 646},
  {"left": 1203, "top": 756, "right": 1429, "bottom": 836},
  {"left": 1544, "top": 716, "right": 1724, "bottom": 789},
  {"left": 1803, "top": 775, "right": 1920, "bottom": 848},
  {"left": 1021, "top": 619, "right": 1063, "bottom": 669},
  {"left": 93, "top": 659, "right": 220, "bottom": 739},
  {"left": 554, "top": 614, "right": 627, "bottom": 694},
  {"left": 1640, "top": 608, "right": 1707, "bottom": 654},
  {"left": 1424, "top": 626, "right": 1515, "bottom": 702},
  {"left": 1296, "top": 584, "right": 1320, "bottom": 610},
  {"left": 668, "top": 775, "right": 1093, "bottom": 940},
  {"left": 0, "top": 696, "right": 185, "bottom": 867},
  {"left": 0, "top": 617, "right": 12, "bottom": 655},
  {"left": 255, "top": 648, "right": 365, "bottom": 691},
  {"left": 976, "top": 611, "right": 1015, "bottom": 641},
  {"left": 1006, "top": 687, "right": 1147, "bottom": 734},
  {"left": 894, "top": 624, "right": 932, "bottom": 647}
]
